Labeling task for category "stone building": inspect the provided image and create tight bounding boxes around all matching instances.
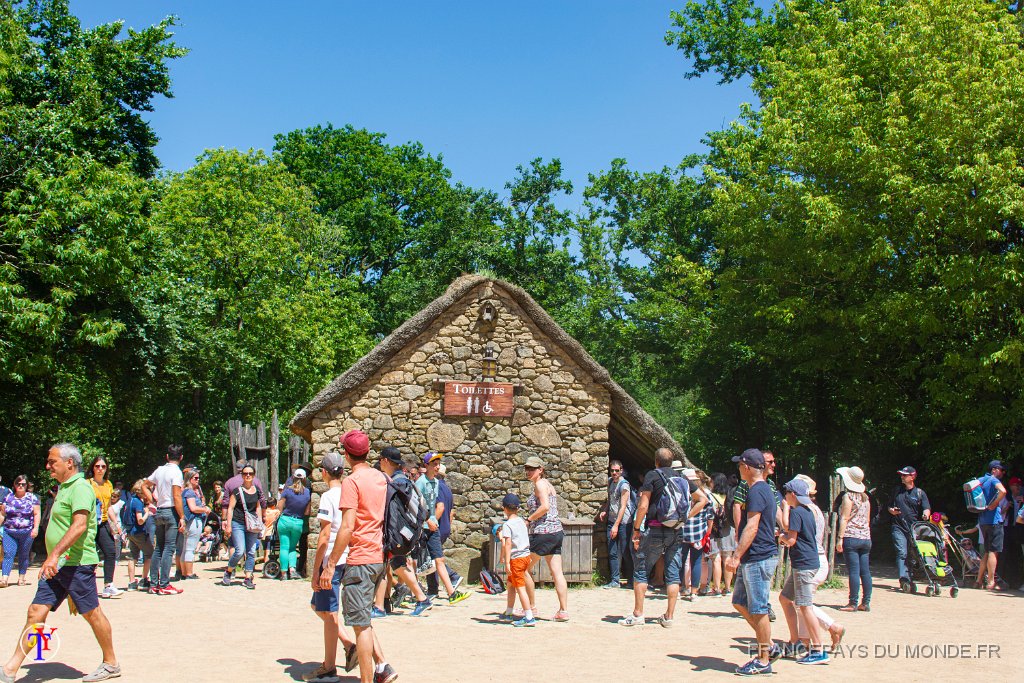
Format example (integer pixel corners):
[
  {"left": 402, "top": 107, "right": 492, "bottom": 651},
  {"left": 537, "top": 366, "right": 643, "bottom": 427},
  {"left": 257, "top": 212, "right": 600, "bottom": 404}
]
[{"left": 289, "top": 274, "right": 693, "bottom": 577}]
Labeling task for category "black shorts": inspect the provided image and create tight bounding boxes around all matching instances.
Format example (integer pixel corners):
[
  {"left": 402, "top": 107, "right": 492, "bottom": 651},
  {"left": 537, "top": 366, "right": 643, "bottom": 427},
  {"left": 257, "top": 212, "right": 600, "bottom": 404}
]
[
  {"left": 980, "top": 524, "right": 1005, "bottom": 553},
  {"left": 33, "top": 565, "right": 100, "bottom": 615},
  {"left": 529, "top": 531, "right": 564, "bottom": 556}
]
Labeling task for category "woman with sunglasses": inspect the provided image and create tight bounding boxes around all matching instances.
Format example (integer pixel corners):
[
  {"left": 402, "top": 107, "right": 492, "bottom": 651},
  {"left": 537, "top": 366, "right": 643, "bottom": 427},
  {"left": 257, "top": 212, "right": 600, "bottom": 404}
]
[
  {"left": 89, "top": 456, "right": 122, "bottom": 599},
  {"left": 223, "top": 466, "right": 264, "bottom": 589},
  {"left": 0, "top": 475, "right": 40, "bottom": 587},
  {"left": 523, "top": 454, "right": 569, "bottom": 621},
  {"left": 175, "top": 467, "right": 211, "bottom": 581}
]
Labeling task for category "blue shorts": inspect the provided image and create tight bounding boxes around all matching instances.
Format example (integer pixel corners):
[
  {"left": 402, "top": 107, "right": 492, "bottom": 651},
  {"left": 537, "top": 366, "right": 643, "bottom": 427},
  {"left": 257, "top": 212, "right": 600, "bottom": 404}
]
[
  {"left": 732, "top": 556, "right": 778, "bottom": 615},
  {"left": 424, "top": 529, "right": 444, "bottom": 561},
  {"left": 311, "top": 564, "right": 345, "bottom": 613},
  {"left": 631, "top": 525, "right": 683, "bottom": 585},
  {"left": 33, "top": 565, "right": 100, "bottom": 615}
]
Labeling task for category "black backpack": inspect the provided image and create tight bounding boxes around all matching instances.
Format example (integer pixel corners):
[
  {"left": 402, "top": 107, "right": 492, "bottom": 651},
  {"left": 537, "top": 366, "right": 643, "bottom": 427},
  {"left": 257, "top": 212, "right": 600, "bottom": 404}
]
[
  {"left": 119, "top": 492, "right": 136, "bottom": 532},
  {"left": 383, "top": 476, "right": 428, "bottom": 557}
]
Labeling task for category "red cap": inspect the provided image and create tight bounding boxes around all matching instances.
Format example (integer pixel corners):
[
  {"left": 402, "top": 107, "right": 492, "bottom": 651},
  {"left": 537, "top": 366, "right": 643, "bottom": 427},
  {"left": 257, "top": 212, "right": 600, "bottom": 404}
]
[
  {"left": 1010, "top": 477, "right": 1022, "bottom": 486},
  {"left": 341, "top": 430, "right": 370, "bottom": 457}
]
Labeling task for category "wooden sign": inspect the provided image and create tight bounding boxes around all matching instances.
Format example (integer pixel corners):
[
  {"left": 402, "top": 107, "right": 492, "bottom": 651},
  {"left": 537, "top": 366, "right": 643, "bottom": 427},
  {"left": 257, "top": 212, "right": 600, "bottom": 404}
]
[{"left": 443, "top": 381, "right": 515, "bottom": 417}]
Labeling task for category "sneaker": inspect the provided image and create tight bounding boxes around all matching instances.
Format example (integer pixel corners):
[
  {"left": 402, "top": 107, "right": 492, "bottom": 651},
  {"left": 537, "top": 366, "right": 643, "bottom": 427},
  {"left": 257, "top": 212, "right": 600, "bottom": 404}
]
[
  {"left": 343, "top": 643, "right": 358, "bottom": 672},
  {"left": 735, "top": 658, "right": 772, "bottom": 676},
  {"left": 511, "top": 616, "right": 537, "bottom": 627},
  {"left": 0, "top": 667, "right": 15, "bottom": 683},
  {"left": 147, "top": 586, "right": 161, "bottom": 595},
  {"left": 243, "top": 578, "right": 255, "bottom": 590},
  {"left": 499, "top": 609, "right": 524, "bottom": 621},
  {"left": 158, "top": 584, "right": 183, "bottom": 595},
  {"left": 138, "top": 580, "right": 151, "bottom": 591},
  {"left": 450, "top": 573, "right": 463, "bottom": 592},
  {"left": 82, "top": 662, "right": 121, "bottom": 682},
  {"left": 127, "top": 581, "right": 138, "bottom": 591},
  {"left": 370, "top": 606, "right": 388, "bottom": 619},
  {"left": 553, "top": 610, "right": 569, "bottom": 622},
  {"left": 99, "top": 585, "right": 122, "bottom": 599},
  {"left": 768, "top": 643, "right": 784, "bottom": 663},
  {"left": 857, "top": 603, "right": 870, "bottom": 612},
  {"left": 767, "top": 606, "right": 776, "bottom": 622},
  {"left": 373, "top": 663, "right": 398, "bottom": 683},
  {"left": 301, "top": 663, "right": 339, "bottom": 682},
  {"left": 409, "top": 599, "right": 432, "bottom": 617},
  {"left": 447, "top": 590, "right": 471, "bottom": 606},
  {"left": 617, "top": 613, "right": 644, "bottom": 626},
  {"left": 797, "top": 650, "right": 830, "bottom": 665},
  {"left": 656, "top": 614, "right": 673, "bottom": 628},
  {"left": 601, "top": 581, "right": 620, "bottom": 589},
  {"left": 221, "top": 571, "right": 232, "bottom": 587}
]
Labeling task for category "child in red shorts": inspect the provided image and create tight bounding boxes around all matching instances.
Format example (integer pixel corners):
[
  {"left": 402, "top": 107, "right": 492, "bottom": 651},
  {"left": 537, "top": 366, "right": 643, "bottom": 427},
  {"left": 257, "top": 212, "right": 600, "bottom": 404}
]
[{"left": 499, "top": 493, "right": 536, "bottom": 627}]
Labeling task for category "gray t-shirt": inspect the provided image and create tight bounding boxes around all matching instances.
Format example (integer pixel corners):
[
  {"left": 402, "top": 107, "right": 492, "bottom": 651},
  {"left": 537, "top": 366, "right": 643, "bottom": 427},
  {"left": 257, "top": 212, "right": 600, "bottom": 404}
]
[
  {"left": 500, "top": 515, "right": 531, "bottom": 559},
  {"left": 607, "top": 478, "right": 633, "bottom": 520}
]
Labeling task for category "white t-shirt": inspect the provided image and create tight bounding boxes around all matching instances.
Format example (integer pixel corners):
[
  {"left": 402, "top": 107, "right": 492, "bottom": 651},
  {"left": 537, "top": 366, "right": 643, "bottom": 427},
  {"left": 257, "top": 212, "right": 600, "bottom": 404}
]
[
  {"left": 501, "top": 515, "right": 531, "bottom": 559},
  {"left": 316, "top": 485, "right": 349, "bottom": 567},
  {"left": 147, "top": 462, "right": 184, "bottom": 509},
  {"left": 108, "top": 499, "right": 125, "bottom": 531}
]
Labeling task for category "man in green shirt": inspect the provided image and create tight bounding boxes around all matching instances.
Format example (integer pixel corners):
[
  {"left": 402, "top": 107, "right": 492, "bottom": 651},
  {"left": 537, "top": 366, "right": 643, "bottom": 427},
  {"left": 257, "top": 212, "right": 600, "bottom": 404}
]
[{"left": 1, "top": 443, "right": 120, "bottom": 683}]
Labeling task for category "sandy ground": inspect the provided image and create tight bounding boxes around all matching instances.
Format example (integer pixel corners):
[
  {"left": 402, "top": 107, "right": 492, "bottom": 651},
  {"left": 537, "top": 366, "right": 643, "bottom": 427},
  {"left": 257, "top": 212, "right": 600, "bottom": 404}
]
[{"left": 0, "top": 558, "right": 1018, "bottom": 683}]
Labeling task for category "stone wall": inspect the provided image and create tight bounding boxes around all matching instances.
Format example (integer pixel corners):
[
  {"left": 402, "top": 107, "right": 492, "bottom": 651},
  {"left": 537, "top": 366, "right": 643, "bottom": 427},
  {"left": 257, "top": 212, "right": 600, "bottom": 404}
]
[{"left": 306, "top": 282, "right": 612, "bottom": 576}]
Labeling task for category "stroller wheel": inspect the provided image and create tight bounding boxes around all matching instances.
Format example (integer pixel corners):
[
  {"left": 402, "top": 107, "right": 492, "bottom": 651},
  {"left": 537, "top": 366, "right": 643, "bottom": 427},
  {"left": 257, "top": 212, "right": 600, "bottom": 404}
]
[
  {"left": 924, "top": 585, "right": 935, "bottom": 597},
  {"left": 950, "top": 587, "right": 958, "bottom": 598},
  {"left": 263, "top": 560, "right": 281, "bottom": 580}
]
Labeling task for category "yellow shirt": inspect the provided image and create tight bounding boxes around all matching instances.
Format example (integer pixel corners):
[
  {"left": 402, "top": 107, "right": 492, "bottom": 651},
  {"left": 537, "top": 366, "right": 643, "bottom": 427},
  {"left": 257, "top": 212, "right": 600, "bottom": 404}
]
[{"left": 91, "top": 479, "right": 113, "bottom": 522}]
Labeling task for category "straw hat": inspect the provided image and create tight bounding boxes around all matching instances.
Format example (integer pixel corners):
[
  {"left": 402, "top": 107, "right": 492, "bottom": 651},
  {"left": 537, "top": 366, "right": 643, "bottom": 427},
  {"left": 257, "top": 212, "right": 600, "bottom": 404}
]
[
  {"left": 835, "top": 466, "right": 866, "bottom": 493},
  {"left": 794, "top": 474, "right": 817, "bottom": 497}
]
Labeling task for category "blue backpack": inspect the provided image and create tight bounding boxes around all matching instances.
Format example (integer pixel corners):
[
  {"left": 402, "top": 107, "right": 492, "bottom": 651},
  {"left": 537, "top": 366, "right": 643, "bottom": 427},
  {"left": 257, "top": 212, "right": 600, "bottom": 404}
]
[{"left": 654, "top": 469, "right": 691, "bottom": 528}]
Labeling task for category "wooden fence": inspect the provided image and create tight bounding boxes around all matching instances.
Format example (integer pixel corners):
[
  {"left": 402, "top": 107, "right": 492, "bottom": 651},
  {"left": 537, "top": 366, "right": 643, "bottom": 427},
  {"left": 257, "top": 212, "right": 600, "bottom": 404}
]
[{"left": 227, "top": 411, "right": 310, "bottom": 492}]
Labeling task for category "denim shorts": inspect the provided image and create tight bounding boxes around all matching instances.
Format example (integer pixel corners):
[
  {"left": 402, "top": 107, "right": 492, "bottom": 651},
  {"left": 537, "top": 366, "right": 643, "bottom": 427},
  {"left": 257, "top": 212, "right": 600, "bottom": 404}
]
[
  {"left": 632, "top": 525, "right": 683, "bottom": 585},
  {"left": 732, "top": 556, "right": 778, "bottom": 615},
  {"left": 780, "top": 567, "right": 818, "bottom": 607},
  {"left": 424, "top": 529, "right": 445, "bottom": 560},
  {"left": 311, "top": 563, "right": 344, "bottom": 613},
  {"left": 33, "top": 565, "right": 100, "bottom": 615},
  {"left": 980, "top": 524, "right": 1004, "bottom": 553}
]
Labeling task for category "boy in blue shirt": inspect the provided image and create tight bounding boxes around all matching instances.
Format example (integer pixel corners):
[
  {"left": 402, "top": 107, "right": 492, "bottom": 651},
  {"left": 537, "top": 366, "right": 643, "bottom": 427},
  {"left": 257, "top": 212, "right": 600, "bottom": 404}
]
[{"left": 780, "top": 478, "right": 828, "bottom": 665}]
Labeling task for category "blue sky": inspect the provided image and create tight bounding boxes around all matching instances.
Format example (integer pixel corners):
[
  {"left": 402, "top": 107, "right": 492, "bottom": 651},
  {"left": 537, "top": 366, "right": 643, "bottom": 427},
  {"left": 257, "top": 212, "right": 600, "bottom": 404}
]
[{"left": 72, "top": 1, "right": 753, "bottom": 204}]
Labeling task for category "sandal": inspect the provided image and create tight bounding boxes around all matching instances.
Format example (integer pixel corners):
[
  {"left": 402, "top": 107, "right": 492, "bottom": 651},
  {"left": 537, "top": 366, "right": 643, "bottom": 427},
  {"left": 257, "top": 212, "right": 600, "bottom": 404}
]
[{"left": 0, "top": 578, "right": 7, "bottom": 589}]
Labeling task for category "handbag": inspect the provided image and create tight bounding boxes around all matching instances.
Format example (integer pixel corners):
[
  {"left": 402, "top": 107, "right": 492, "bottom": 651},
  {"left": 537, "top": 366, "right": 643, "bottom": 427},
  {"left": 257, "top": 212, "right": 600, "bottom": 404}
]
[{"left": 239, "top": 488, "right": 264, "bottom": 533}]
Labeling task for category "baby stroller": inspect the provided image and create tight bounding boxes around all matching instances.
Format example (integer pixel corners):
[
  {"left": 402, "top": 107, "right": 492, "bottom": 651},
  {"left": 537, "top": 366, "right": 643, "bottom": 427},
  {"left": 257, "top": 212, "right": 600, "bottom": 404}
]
[
  {"left": 261, "top": 519, "right": 281, "bottom": 579},
  {"left": 906, "top": 521, "right": 959, "bottom": 597}
]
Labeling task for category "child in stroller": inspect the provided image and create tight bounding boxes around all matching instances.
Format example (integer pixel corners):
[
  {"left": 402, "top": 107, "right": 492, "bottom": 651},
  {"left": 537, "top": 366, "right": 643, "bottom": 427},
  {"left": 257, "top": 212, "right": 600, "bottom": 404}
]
[{"left": 196, "top": 525, "right": 217, "bottom": 562}]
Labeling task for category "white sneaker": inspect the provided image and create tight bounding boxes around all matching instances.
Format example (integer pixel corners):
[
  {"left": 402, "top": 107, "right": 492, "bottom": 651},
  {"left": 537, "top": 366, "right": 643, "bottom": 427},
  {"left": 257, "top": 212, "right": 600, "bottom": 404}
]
[
  {"left": 101, "top": 584, "right": 123, "bottom": 599},
  {"left": 657, "top": 614, "right": 673, "bottom": 628},
  {"left": 617, "top": 613, "right": 645, "bottom": 626}
]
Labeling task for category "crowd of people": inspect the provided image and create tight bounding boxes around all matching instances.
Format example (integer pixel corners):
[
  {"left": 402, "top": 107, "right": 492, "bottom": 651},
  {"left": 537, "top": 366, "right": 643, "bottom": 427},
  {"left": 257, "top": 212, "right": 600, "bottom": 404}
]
[{"left": 0, "top": 436, "right": 1021, "bottom": 681}]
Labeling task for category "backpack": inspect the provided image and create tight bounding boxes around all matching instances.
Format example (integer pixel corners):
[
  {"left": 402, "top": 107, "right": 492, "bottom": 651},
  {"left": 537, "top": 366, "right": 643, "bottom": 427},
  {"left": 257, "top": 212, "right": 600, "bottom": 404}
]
[
  {"left": 479, "top": 567, "right": 505, "bottom": 594},
  {"left": 119, "top": 492, "right": 135, "bottom": 530},
  {"left": 963, "top": 477, "right": 987, "bottom": 513},
  {"left": 710, "top": 493, "right": 728, "bottom": 538},
  {"left": 654, "top": 469, "right": 690, "bottom": 528},
  {"left": 383, "top": 475, "right": 428, "bottom": 557}
]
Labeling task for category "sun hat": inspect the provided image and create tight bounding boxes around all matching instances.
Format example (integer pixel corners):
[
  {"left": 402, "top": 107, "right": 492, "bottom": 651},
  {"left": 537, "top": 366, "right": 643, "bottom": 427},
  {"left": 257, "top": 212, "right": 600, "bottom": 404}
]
[
  {"left": 836, "top": 466, "right": 866, "bottom": 493},
  {"left": 681, "top": 468, "right": 698, "bottom": 480},
  {"left": 524, "top": 455, "right": 544, "bottom": 469},
  {"left": 341, "top": 430, "right": 370, "bottom": 457},
  {"left": 794, "top": 474, "right": 817, "bottom": 497},
  {"left": 670, "top": 460, "right": 683, "bottom": 470}
]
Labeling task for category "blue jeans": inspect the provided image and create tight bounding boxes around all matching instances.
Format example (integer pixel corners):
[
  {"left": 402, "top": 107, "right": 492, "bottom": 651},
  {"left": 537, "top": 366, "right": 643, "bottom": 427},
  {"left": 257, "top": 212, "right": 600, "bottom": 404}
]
[
  {"left": 607, "top": 522, "right": 630, "bottom": 584},
  {"left": 2, "top": 527, "right": 33, "bottom": 576},
  {"left": 732, "top": 556, "right": 778, "bottom": 615},
  {"left": 680, "top": 542, "right": 702, "bottom": 589},
  {"left": 843, "top": 537, "right": 872, "bottom": 605},
  {"left": 632, "top": 525, "right": 683, "bottom": 586},
  {"left": 229, "top": 521, "right": 260, "bottom": 574},
  {"left": 892, "top": 525, "right": 911, "bottom": 580},
  {"left": 150, "top": 508, "right": 179, "bottom": 587}
]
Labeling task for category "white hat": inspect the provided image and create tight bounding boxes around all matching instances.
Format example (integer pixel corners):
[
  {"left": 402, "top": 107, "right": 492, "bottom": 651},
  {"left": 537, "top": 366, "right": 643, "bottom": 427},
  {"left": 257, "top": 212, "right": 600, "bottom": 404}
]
[
  {"left": 681, "top": 468, "right": 697, "bottom": 480},
  {"left": 293, "top": 469, "right": 307, "bottom": 480},
  {"left": 670, "top": 460, "right": 683, "bottom": 470},
  {"left": 836, "top": 466, "right": 866, "bottom": 493}
]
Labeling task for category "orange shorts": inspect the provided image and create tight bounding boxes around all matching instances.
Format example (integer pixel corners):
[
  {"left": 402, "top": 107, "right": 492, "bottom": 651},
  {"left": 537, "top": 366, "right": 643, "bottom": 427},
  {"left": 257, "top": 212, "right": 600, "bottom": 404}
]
[{"left": 507, "top": 556, "right": 531, "bottom": 588}]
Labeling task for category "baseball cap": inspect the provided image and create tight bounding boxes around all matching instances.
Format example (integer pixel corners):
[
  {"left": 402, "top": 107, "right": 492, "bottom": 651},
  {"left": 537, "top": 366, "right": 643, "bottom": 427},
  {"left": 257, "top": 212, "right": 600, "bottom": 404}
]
[
  {"left": 524, "top": 455, "right": 544, "bottom": 469},
  {"left": 784, "top": 478, "right": 813, "bottom": 506},
  {"left": 292, "top": 469, "right": 307, "bottom": 480},
  {"left": 321, "top": 452, "right": 345, "bottom": 475},
  {"left": 341, "top": 430, "right": 370, "bottom": 457},
  {"left": 732, "top": 448, "right": 765, "bottom": 469},
  {"left": 897, "top": 466, "right": 916, "bottom": 475},
  {"left": 502, "top": 493, "right": 521, "bottom": 509},
  {"left": 422, "top": 451, "right": 442, "bottom": 465},
  {"left": 988, "top": 460, "right": 1007, "bottom": 472},
  {"left": 381, "top": 446, "right": 403, "bottom": 465},
  {"left": 1009, "top": 476, "right": 1022, "bottom": 486}
]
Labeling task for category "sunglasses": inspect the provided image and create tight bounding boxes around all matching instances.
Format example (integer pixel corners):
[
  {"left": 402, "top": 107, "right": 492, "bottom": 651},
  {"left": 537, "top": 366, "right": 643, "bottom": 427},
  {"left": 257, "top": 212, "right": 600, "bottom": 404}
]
[
  {"left": 14, "top": 482, "right": 27, "bottom": 488},
  {"left": 94, "top": 464, "right": 107, "bottom": 469},
  {"left": 242, "top": 471, "right": 255, "bottom": 477},
  {"left": 191, "top": 475, "right": 200, "bottom": 480},
  {"left": 610, "top": 468, "right": 622, "bottom": 473}
]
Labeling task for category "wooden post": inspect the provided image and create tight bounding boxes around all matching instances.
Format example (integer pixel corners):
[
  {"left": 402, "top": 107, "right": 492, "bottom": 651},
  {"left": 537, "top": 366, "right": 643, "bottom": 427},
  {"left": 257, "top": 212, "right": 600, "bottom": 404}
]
[
  {"left": 270, "top": 410, "right": 280, "bottom": 493},
  {"left": 827, "top": 474, "right": 840, "bottom": 580}
]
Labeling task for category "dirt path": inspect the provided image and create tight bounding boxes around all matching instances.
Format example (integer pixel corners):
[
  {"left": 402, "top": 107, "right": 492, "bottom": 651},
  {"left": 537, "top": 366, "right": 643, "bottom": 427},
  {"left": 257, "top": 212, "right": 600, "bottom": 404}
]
[{"left": 0, "top": 561, "right": 1016, "bottom": 682}]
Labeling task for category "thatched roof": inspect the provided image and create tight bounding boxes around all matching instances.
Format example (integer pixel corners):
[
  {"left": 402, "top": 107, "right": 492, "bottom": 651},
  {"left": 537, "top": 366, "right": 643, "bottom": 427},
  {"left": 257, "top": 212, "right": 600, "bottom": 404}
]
[{"left": 290, "top": 275, "right": 693, "bottom": 470}]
